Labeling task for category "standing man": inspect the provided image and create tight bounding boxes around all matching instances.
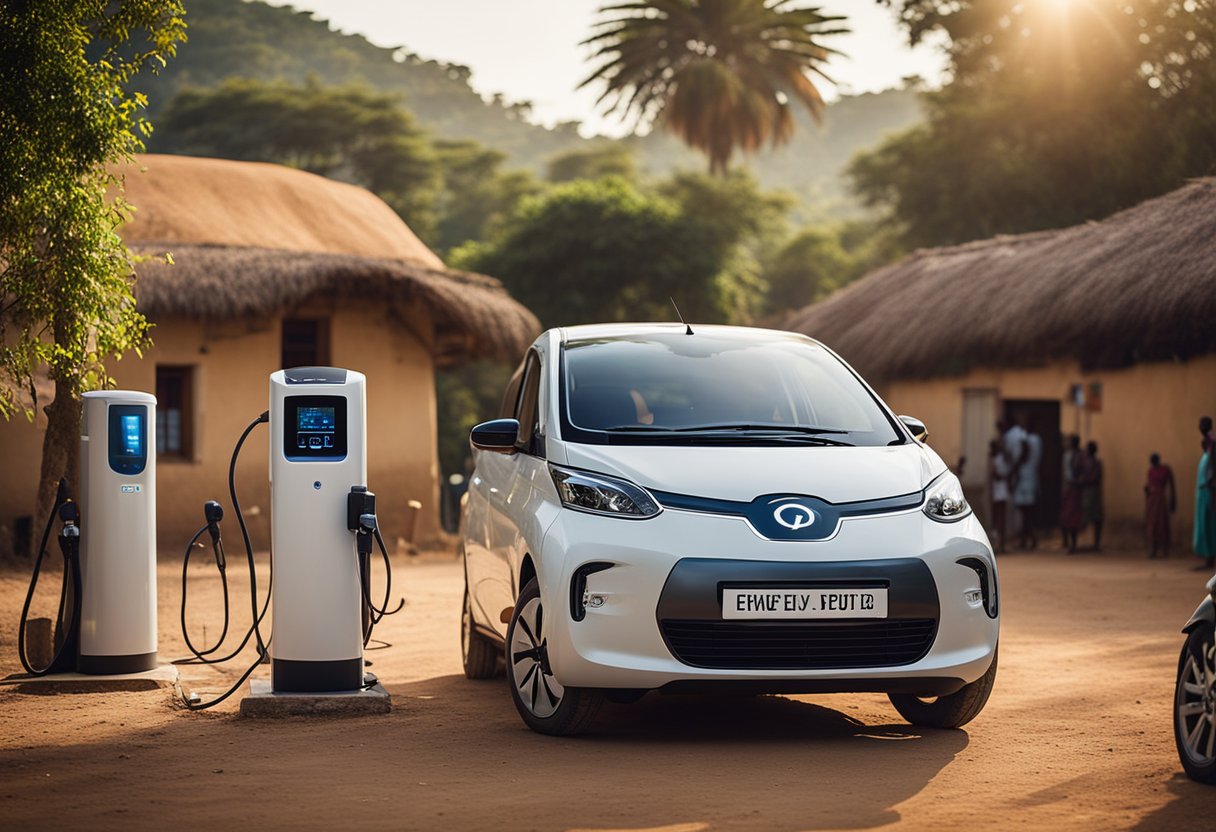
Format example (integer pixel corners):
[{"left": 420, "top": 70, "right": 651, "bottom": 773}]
[
  {"left": 1082, "top": 440, "right": 1104, "bottom": 552},
  {"left": 1004, "top": 413, "right": 1040, "bottom": 550}
]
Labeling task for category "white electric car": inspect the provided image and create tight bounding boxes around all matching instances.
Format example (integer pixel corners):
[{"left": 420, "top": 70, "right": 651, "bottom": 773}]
[{"left": 460, "top": 324, "right": 999, "bottom": 735}]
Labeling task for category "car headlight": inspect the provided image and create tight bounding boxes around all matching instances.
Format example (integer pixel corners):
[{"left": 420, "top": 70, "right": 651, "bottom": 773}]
[
  {"left": 549, "top": 464, "right": 661, "bottom": 519},
  {"left": 923, "top": 471, "right": 971, "bottom": 523}
]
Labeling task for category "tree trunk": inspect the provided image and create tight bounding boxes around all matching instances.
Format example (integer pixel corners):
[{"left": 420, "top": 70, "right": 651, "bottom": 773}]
[{"left": 34, "top": 376, "right": 82, "bottom": 558}]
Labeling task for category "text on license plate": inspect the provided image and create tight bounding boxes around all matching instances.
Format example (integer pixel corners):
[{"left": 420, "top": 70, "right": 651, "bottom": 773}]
[{"left": 722, "top": 587, "right": 888, "bottom": 619}]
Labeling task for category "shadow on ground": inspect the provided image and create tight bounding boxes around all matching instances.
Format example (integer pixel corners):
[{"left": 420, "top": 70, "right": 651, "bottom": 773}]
[{"left": 0, "top": 673, "right": 967, "bottom": 831}]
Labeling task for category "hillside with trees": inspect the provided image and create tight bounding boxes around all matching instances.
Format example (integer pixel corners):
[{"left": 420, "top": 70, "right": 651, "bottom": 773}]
[{"left": 141, "top": 0, "right": 922, "bottom": 215}]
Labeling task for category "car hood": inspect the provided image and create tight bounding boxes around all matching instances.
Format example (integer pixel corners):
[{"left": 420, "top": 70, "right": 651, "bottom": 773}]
[{"left": 557, "top": 441, "right": 946, "bottom": 504}]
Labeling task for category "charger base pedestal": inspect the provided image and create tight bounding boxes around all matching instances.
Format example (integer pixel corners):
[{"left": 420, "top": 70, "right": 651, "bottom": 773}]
[
  {"left": 3, "top": 664, "right": 178, "bottom": 694},
  {"left": 239, "top": 677, "right": 390, "bottom": 718}
]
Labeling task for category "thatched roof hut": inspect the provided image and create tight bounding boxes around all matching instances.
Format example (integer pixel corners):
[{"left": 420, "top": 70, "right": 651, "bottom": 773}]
[
  {"left": 782, "top": 178, "right": 1216, "bottom": 383},
  {"left": 120, "top": 154, "right": 539, "bottom": 367}
]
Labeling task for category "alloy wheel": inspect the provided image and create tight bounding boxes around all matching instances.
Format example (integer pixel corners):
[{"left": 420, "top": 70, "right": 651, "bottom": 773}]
[
  {"left": 510, "top": 596, "right": 564, "bottom": 718},
  {"left": 1177, "top": 631, "right": 1216, "bottom": 766}
]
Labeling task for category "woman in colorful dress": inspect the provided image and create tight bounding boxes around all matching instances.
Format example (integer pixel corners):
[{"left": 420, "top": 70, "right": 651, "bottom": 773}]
[
  {"left": 1144, "top": 453, "right": 1176, "bottom": 559},
  {"left": 1060, "top": 434, "right": 1084, "bottom": 553},
  {"left": 1194, "top": 417, "right": 1216, "bottom": 570}
]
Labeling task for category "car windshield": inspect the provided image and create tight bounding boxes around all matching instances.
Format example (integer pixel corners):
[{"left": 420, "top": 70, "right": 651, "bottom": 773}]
[{"left": 560, "top": 332, "right": 902, "bottom": 447}]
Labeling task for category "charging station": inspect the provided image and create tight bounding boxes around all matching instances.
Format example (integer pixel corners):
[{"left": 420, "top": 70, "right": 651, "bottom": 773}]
[
  {"left": 16, "top": 390, "right": 162, "bottom": 682},
  {"left": 268, "top": 367, "right": 366, "bottom": 692},
  {"left": 79, "top": 390, "right": 158, "bottom": 673}
]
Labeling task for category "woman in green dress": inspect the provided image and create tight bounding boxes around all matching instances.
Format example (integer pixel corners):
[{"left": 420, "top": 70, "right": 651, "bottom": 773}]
[{"left": 1194, "top": 417, "right": 1216, "bottom": 570}]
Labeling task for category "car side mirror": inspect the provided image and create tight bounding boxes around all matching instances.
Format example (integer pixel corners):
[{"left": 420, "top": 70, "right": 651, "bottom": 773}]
[
  {"left": 471, "top": 418, "right": 520, "bottom": 454},
  {"left": 899, "top": 415, "right": 929, "bottom": 443}
]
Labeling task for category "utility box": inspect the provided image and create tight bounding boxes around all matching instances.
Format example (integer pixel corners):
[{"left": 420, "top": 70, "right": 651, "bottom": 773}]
[
  {"left": 78, "top": 390, "right": 158, "bottom": 674},
  {"left": 269, "top": 367, "right": 367, "bottom": 692}
]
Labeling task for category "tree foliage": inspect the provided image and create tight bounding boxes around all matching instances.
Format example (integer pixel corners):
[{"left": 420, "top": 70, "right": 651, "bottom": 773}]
[
  {"left": 0, "top": 0, "right": 186, "bottom": 532},
  {"left": 547, "top": 143, "right": 638, "bottom": 183},
  {"left": 155, "top": 78, "right": 442, "bottom": 240},
  {"left": 857, "top": 0, "right": 1216, "bottom": 247},
  {"left": 450, "top": 172, "right": 786, "bottom": 327},
  {"left": 581, "top": 0, "right": 847, "bottom": 173}
]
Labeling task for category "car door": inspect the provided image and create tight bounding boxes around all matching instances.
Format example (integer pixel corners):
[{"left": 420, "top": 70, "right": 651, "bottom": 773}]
[
  {"left": 481, "top": 350, "right": 544, "bottom": 638},
  {"left": 464, "top": 362, "right": 523, "bottom": 637}
]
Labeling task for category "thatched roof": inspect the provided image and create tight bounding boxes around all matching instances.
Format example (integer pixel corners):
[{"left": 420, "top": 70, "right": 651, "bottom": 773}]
[
  {"left": 782, "top": 178, "right": 1216, "bottom": 382},
  {"left": 117, "top": 155, "right": 539, "bottom": 365}
]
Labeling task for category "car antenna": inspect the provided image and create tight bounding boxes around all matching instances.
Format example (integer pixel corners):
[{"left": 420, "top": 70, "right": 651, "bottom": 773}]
[{"left": 670, "top": 297, "right": 694, "bottom": 335}]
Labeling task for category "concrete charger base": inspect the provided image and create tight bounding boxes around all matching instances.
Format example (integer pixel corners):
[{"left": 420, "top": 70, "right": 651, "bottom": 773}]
[
  {"left": 238, "top": 677, "right": 391, "bottom": 718},
  {"left": 2, "top": 664, "right": 179, "bottom": 694}
]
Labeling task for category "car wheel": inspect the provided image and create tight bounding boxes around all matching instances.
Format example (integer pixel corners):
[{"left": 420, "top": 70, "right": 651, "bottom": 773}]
[
  {"left": 507, "top": 577, "right": 604, "bottom": 736},
  {"left": 888, "top": 649, "right": 998, "bottom": 729},
  {"left": 1175, "top": 622, "right": 1216, "bottom": 784},
  {"left": 462, "top": 576, "right": 500, "bottom": 680}
]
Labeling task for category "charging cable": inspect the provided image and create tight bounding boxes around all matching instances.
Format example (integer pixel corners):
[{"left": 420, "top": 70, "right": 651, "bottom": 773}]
[
  {"left": 16, "top": 480, "right": 82, "bottom": 676},
  {"left": 178, "top": 411, "right": 273, "bottom": 710}
]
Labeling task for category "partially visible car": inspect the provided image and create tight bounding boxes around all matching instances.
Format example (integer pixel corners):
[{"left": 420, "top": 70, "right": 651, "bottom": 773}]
[{"left": 1176, "top": 573, "right": 1216, "bottom": 784}]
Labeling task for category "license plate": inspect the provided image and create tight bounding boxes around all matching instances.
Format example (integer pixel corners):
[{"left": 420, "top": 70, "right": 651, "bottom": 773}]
[{"left": 722, "top": 587, "right": 888, "bottom": 620}]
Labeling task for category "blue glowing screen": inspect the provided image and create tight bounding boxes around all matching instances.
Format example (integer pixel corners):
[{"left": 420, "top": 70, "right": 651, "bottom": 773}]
[{"left": 121, "top": 414, "right": 142, "bottom": 456}]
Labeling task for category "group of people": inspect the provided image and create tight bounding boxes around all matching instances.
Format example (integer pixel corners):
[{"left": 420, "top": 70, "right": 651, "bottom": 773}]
[
  {"left": 984, "top": 413, "right": 1216, "bottom": 569},
  {"left": 1060, "top": 435, "right": 1105, "bottom": 553},
  {"left": 987, "top": 416, "right": 1046, "bottom": 553}
]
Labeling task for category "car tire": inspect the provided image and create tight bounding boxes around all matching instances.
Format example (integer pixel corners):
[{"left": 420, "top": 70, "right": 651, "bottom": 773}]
[
  {"left": 507, "top": 577, "right": 604, "bottom": 736},
  {"left": 462, "top": 576, "right": 500, "bottom": 680},
  {"left": 888, "top": 648, "right": 998, "bottom": 729},
  {"left": 1174, "top": 621, "right": 1216, "bottom": 784}
]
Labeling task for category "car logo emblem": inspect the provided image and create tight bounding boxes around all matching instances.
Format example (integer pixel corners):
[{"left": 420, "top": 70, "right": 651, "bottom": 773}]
[{"left": 773, "top": 503, "right": 816, "bottom": 530}]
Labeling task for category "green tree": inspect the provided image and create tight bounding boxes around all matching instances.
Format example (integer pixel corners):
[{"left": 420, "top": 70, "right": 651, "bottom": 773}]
[
  {"left": 856, "top": 0, "right": 1216, "bottom": 248},
  {"left": 763, "top": 227, "right": 855, "bottom": 314},
  {"left": 450, "top": 175, "right": 769, "bottom": 327},
  {"left": 581, "top": 0, "right": 847, "bottom": 173},
  {"left": 155, "top": 78, "right": 442, "bottom": 241},
  {"left": 0, "top": 1, "right": 186, "bottom": 537},
  {"left": 433, "top": 139, "right": 541, "bottom": 254},
  {"left": 658, "top": 170, "right": 791, "bottom": 321},
  {"left": 547, "top": 143, "right": 638, "bottom": 182}
]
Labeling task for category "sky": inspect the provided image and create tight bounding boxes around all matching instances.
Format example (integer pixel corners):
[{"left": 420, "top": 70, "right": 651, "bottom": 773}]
[{"left": 263, "top": 0, "right": 947, "bottom": 138}]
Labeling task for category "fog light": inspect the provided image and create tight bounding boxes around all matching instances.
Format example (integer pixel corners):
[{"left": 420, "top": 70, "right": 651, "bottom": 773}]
[
  {"left": 585, "top": 593, "right": 607, "bottom": 609},
  {"left": 964, "top": 589, "right": 984, "bottom": 605}
]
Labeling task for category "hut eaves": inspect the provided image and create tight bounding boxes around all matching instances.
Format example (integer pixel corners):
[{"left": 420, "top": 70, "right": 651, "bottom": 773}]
[{"left": 782, "top": 178, "right": 1216, "bottom": 383}]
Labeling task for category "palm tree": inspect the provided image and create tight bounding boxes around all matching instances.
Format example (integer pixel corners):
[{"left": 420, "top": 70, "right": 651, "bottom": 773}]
[{"left": 581, "top": 0, "right": 847, "bottom": 174}]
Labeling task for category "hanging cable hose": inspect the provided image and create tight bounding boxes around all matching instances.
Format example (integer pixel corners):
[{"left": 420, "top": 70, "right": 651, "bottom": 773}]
[
  {"left": 17, "top": 480, "right": 82, "bottom": 676},
  {"left": 176, "top": 509, "right": 232, "bottom": 663},
  {"left": 229, "top": 412, "right": 271, "bottom": 658},
  {"left": 178, "top": 412, "right": 273, "bottom": 710}
]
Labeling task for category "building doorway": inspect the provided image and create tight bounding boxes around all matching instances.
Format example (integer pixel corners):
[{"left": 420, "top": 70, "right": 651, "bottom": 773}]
[{"left": 1003, "top": 399, "right": 1062, "bottom": 532}]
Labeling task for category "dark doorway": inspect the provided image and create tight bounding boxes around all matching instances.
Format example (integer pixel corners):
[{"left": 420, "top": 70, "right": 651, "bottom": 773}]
[{"left": 1003, "top": 399, "right": 1062, "bottom": 531}]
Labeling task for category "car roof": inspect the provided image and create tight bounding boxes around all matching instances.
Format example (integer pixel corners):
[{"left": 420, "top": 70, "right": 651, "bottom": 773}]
[{"left": 555, "top": 322, "right": 822, "bottom": 346}]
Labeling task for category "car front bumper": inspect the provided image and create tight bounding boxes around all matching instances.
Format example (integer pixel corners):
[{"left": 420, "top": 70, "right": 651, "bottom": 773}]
[{"left": 537, "top": 504, "right": 999, "bottom": 695}]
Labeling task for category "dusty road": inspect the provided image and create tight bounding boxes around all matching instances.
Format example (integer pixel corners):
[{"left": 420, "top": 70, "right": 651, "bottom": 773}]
[{"left": 2, "top": 549, "right": 1215, "bottom": 831}]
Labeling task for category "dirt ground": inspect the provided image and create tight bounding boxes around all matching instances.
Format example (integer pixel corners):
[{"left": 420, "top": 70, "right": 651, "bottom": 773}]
[{"left": 2, "top": 546, "right": 1216, "bottom": 831}]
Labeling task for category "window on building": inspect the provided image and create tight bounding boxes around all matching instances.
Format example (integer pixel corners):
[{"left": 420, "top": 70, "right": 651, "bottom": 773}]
[
  {"left": 156, "top": 366, "right": 194, "bottom": 459},
  {"left": 281, "top": 318, "right": 331, "bottom": 369}
]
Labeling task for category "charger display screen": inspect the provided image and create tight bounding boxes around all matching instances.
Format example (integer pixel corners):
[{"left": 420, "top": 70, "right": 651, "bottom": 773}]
[
  {"left": 108, "top": 404, "right": 149, "bottom": 475},
  {"left": 284, "top": 396, "right": 347, "bottom": 460}
]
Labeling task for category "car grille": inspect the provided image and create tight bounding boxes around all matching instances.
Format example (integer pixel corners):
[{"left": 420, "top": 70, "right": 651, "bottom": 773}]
[{"left": 659, "top": 618, "right": 938, "bottom": 670}]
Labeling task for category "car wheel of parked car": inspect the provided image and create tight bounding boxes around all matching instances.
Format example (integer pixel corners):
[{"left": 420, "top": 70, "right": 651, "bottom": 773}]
[
  {"left": 462, "top": 577, "right": 500, "bottom": 680},
  {"left": 888, "top": 649, "right": 998, "bottom": 729},
  {"left": 507, "top": 577, "right": 604, "bottom": 735},
  {"left": 1175, "top": 622, "right": 1216, "bottom": 784}
]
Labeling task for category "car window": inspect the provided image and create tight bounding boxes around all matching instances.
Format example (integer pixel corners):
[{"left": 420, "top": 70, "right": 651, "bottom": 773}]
[
  {"left": 514, "top": 350, "right": 542, "bottom": 454},
  {"left": 499, "top": 362, "right": 524, "bottom": 420},
  {"left": 560, "top": 333, "right": 901, "bottom": 447}
]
